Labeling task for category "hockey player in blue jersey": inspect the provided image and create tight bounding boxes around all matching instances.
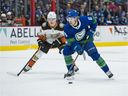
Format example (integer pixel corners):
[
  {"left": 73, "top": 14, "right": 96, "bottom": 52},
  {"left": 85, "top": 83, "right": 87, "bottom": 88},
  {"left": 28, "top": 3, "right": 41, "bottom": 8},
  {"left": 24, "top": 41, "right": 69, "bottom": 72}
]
[{"left": 63, "top": 9, "right": 113, "bottom": 79}]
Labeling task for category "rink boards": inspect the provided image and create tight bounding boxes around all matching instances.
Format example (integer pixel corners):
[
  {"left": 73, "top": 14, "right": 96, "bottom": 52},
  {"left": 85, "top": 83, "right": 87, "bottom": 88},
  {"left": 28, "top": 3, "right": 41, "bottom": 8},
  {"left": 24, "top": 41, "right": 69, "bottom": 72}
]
[{"left": 0, "top": 26, "right": 128, "bottom": 51}]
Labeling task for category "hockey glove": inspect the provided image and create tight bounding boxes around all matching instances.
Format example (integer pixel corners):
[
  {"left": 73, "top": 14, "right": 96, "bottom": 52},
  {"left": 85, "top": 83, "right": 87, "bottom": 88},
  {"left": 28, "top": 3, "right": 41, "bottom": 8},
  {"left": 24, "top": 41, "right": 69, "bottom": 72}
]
[
  {"left": 53, "top": 38, "right": 65, "bottom": 54},
  {"left": 74, "top": 43, "right": 84, "bottom": 55},
  {"left": 38, "top": 34, "right": 47, "bottom": 41},
  {"left": 86, "top": 30, "right": 95, "bottom": 40},
  {"left": 59, "top": 45, "right": 64, "bottom": 54},
  {"left": 37, "top": 39, "right": 44, "bottom": 46}
]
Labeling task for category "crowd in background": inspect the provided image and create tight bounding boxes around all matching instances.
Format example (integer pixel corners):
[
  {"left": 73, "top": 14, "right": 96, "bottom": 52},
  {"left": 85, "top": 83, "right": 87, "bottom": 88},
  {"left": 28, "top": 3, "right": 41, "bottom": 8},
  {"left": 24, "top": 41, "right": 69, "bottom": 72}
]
[{"left": 0, "top": 0, "right": 128, "bottom": 26}]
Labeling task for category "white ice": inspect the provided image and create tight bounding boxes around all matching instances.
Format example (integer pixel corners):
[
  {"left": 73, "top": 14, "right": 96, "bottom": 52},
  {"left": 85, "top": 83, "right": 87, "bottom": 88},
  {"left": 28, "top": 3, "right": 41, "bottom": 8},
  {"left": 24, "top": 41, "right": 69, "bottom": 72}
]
[{"left": 0, "top": 46, "right": 128, "bottom": 96}]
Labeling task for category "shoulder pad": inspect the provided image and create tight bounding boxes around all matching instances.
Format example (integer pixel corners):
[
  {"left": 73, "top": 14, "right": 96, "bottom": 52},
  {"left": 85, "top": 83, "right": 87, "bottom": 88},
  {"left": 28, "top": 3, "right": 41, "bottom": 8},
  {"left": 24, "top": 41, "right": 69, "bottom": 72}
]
[{"left": 59, "top": 23, "right": 64, "bottom": 28}]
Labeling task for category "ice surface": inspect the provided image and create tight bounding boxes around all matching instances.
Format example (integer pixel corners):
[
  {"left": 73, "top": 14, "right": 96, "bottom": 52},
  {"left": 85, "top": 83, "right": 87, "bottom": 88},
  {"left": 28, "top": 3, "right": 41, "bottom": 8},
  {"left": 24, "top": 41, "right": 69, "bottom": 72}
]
[{"left": 0, "top": 46, "right": 128, "bottom": 96}]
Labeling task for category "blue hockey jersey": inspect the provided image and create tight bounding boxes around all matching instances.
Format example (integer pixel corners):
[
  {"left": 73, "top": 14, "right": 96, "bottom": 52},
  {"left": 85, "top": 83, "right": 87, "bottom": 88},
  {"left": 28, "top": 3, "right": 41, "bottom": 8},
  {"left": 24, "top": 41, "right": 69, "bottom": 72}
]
[{"left": 64, "top": 16, "right": 97, "bottom": 43}]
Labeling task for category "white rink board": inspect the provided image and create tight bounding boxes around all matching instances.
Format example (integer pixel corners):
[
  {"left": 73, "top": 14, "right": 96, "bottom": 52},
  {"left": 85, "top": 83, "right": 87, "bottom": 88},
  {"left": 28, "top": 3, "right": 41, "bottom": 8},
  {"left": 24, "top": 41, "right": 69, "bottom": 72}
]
[
  {"left": 0, "top": 26, "right": 40, "bottom": 46},
  {"left": 0, "top": 26, "right": 128, "bottom": 46},
  {"left": 95, "top": 26, "right": 128, "bottom": 42}
]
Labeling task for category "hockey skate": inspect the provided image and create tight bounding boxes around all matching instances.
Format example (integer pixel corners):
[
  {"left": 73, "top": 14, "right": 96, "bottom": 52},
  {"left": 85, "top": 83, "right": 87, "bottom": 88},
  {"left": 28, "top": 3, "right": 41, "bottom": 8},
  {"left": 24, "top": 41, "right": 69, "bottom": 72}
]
[
  {"left": 106, "top": 70, "right": 114, "bottom": 78},
  {"left": 64, "top": 64, "right": 79, "bottom": 78},
  {"left": 64, "top": 69, "right": 75, "bottom": 79},
  {"left": 23, "top": 65, "right": 32, "bottom": 72},
  {"left": 64, "top": 66, "right": 75, "bottom": 79}
]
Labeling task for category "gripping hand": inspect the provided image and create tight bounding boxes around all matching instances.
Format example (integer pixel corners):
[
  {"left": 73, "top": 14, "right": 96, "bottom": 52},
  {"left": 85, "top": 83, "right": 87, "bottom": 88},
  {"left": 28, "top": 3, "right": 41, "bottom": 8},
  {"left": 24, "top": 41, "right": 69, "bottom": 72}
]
[
  {"left": 59, "top": 45, "right": 64, "bottom": 54},
  {"left": 74, "top": 43, "right": 83, "bottom": 55},
  {"left": 37, "top": 39, "right": 44, "bottom": 46},
  {"left": 86, "top": 30, "right": 95, "bottom": 40}
]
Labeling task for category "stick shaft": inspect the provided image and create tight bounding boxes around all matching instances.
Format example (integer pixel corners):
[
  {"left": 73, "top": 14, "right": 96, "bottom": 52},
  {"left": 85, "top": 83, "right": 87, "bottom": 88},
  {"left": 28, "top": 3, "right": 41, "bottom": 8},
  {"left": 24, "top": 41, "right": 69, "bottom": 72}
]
[{"left": 17, "top": 47, "right": 41, "bottom": 76}]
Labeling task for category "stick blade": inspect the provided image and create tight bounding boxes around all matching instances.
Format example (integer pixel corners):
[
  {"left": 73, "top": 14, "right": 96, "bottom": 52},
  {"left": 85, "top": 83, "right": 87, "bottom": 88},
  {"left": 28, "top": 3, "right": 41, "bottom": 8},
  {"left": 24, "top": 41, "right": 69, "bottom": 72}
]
[{"left": 6, "top": 72, "right": 18, "bottom": 77}]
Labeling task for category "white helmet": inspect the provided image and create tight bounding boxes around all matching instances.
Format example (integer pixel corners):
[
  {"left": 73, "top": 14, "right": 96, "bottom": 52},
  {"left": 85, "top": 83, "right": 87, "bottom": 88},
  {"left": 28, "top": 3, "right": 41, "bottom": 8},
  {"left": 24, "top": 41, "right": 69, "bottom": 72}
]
[
  {"left": 7, "top": 12, "right": 12, "bottom": 15},
  {"left": 1, "top": 13, "right": 6, "bottom": 17},
  {"left": 47, "top": 11, "right": 57, "bottom": 19}
]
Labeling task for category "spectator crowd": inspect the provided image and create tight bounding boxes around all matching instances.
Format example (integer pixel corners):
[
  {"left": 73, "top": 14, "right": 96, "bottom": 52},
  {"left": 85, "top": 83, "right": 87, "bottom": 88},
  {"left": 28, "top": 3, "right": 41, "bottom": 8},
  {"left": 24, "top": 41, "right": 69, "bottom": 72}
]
[{"left": 0, "top": 0, "right": 128, "bottom": 26}]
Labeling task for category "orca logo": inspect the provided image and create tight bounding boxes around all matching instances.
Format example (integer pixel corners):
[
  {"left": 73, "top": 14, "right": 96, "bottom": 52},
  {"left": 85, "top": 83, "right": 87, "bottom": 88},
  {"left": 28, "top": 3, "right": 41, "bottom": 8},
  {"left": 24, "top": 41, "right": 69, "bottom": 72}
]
[{"left": 75, "top": 29, "right": 86, "bottom": 41}]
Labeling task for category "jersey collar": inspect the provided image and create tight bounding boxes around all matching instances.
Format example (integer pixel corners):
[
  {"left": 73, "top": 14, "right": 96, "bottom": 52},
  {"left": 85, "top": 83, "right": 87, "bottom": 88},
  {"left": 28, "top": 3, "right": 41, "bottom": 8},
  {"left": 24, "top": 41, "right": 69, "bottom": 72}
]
[{"left": 71, "top": 19, "right": 81, "bottom": 29}]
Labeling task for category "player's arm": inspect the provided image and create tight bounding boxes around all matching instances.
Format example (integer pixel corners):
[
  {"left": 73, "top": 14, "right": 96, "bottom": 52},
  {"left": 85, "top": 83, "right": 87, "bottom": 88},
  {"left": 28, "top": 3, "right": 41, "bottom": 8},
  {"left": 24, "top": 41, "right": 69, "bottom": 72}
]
[
  {"left": 86, "top": 16, "right": 97, "bottom": 39},
  {"left": 53, "top": 35, "right": 66, "bottom": 54},
  {"left": 37, "top": 28, "right": 52, "bottom": 53},
  {"left": 87, "top": 16, "right": 97, "bottom": 31},
  {"left": 63, "top": 25, "right": 78, "bottom": 47},
  {"left": 37, "top": 22, "right": 49, "bottom": 44},
  {"left": 52, "top": 23, "right": 66, "bottom": 53},
  {"left": 37, "top": 28, "right": 47, "bottom": 46},
  {"left": 64, "top": 25, "right": 84, "bottom": 55},
  {"left": 64, "top": 31, "right": 83, "bottom": 55}
]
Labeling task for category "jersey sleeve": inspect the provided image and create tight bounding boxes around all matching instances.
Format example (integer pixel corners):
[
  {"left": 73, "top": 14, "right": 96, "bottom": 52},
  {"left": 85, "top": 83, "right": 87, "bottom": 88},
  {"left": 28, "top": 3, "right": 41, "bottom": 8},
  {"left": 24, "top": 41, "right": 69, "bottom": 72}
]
[
  {"left": 64, "top": 24, "right": 74, "bottom": 39},
  {"left": 37, "top": 28, "right": 46, "bottom": 41},
  {"left": 85, "top": 16, "right": 97, "bottom": 32},
  {"left": 64, "top": 25, "right": 77, "bottom": 45}
]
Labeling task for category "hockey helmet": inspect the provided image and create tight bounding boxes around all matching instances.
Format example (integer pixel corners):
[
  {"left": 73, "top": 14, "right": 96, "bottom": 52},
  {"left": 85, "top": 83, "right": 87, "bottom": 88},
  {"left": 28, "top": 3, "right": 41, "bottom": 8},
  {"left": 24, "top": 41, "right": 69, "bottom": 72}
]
[
  {"left": 7, "top": 12, "right": 12, "bottom": 15},
  {"left": 67, "top": 9, "right": 79, "bottom": 17},
  {"left": 1, "top": 13, "right": 6, "bottom": 17},
  {"left": 47, "top": 11, "right": 57, "bottom": 19}
]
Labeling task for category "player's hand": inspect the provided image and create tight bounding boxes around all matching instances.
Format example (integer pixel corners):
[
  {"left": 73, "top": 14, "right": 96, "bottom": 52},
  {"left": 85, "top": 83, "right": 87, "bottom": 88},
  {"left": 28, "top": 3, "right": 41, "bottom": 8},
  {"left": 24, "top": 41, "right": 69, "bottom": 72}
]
[
  {"left": 37, "top": 40, "right": 44, "bottom": 46},
  {"left": 86, "top": 30, "right": 95, "bottom": 40},
  {"left": 74, "top": 43, "right": 83, "bottom": 55},
  {"left": 58, "top": 45, "right": 65, "bottom": 54},
  {"left": 59, "top": 47, "right": 63, "bottom": 54},
  {"left": 38, "top": 34, "right": 47, "bottom": 41}
]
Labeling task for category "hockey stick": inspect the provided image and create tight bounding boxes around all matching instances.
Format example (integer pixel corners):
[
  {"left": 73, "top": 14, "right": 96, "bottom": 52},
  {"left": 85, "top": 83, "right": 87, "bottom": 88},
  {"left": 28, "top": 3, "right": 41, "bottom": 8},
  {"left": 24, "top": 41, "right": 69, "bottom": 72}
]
[
  {"left": 64, "top": 54, "right": 79, "bottom": 78},
  {"left": 73, "top": 54, "right": 79, "bottom": 65},
  {"left": 17, "top": 47, "right": 41, "bottom": 76},
  {"left": 83, "top": 51, "right": 86, "bottom": 60}
]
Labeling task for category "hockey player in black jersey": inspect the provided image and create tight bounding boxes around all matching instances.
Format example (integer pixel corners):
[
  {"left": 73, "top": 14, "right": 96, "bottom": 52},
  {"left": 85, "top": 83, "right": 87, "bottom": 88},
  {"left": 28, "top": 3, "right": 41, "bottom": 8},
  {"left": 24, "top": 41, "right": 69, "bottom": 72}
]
[{"left": 23, "top": 11, "right": 79, "bottom": 72}]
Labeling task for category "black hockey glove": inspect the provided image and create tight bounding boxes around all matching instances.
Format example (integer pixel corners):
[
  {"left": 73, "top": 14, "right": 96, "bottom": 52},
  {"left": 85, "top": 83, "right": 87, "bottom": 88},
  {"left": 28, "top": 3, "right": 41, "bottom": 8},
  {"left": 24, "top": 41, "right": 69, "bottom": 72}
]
[
  {"left": 53, "top": 38, "right": 65, "bottom": 54},
  {"left": 58, "top": 44, "right": 65, "bottom": 54},
  {"left": 37, "top": 39, "right": 44, "bottom": 46}
]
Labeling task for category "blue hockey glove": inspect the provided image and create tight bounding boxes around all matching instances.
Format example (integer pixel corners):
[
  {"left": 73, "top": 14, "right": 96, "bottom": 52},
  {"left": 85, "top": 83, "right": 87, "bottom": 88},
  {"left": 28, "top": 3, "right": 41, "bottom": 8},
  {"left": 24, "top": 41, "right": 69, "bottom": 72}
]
[
  {"left": 37, "top": 39, "right": 44, "bottom": 46},
  {"left": 86, "top": 30, "right": 95, "bottom": 40},
  {"left": 74, "top": 43, "right": 84, "bottom": 55}
]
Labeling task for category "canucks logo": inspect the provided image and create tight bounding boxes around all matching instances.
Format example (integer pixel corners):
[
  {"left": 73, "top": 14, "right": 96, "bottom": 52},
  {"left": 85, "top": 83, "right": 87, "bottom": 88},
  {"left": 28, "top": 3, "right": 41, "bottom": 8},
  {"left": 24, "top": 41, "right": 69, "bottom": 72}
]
[{"left": 75, "top": 29, "right": 86, "bottom": 41}]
